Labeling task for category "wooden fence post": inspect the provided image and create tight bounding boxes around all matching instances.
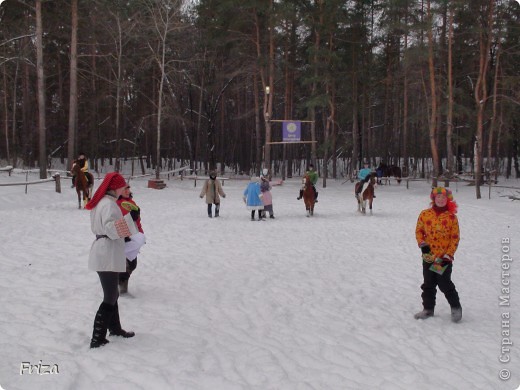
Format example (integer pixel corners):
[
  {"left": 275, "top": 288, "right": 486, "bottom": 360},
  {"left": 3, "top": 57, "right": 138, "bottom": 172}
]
[{"left": 54, "top": 173, "right": 61, "bottom": 193}]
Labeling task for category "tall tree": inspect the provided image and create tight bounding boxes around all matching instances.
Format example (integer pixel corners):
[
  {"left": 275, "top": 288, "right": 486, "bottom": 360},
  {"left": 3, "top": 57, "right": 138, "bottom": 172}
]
[
  {"left": 67, "top": 0, "right": 78, "bottom": 170},
  {"left": 445, "top": 0, "right": 454, "bottom": 179},
  {"left": 426, "top": 0, "right": 439, "bottom": 187},
  {"left": 36, "top": 0, "right": 47, "bottom": 178},
  {"left": 474, "top": 0, "right": 495, "bottom": 198}
]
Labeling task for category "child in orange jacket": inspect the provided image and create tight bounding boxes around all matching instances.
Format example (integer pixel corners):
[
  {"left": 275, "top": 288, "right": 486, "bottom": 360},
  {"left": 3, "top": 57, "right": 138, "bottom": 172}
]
[{"left": 414, "top": 187, "right": 462, "bottom": 323}]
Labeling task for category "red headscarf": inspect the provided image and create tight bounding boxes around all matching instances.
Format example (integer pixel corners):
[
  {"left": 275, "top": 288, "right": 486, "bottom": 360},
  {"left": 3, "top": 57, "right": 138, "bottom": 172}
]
[
  {"left": 430, "top": 186, "right": 458, "bottom": 214},
  {"left": 85, "top": 172, "right": 127, "bottom": 210}
]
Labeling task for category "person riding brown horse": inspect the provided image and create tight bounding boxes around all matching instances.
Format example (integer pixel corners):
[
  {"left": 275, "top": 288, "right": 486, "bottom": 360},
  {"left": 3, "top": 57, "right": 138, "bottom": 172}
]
[
  {"left": 71, "top": 162, "right": 93, "bottom": 209},
  {"left": 355, "top": 173, "right": 376, "bottom": 214},
  {"left": 71, "top": 152, "right": 94, "bottom": 188},
  {"left": 302, "top": 174, "right": 316, "bottom": 217}
]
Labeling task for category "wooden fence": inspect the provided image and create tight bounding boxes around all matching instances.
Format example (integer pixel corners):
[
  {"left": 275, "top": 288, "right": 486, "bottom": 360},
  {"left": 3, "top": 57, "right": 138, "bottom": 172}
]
[{"left": 0, "top": 170, "right": 62, "bottom": 194}]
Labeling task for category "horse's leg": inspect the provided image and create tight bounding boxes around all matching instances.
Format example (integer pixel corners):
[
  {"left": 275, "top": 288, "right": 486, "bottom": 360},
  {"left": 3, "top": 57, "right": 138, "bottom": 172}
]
[{"left": 77, "top": 191, "right": 81, "bottom": 209}]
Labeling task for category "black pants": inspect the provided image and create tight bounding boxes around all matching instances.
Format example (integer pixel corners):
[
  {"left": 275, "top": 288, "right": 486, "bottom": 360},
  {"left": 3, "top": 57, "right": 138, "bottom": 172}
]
[
  {"left": 420, "top": 262, "right": 460, "bottom": 310},
  {"left": 97, "top": 271, "right": 120, "bottom": 306},
  {"left": 119, "top": 259, "right": 137, "bottom": 283}
]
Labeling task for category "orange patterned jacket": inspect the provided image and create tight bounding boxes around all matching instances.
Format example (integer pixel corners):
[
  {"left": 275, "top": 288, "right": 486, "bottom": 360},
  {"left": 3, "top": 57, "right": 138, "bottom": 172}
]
[{"left": 415, "top": 208, "right": 460, "bottom": 260}]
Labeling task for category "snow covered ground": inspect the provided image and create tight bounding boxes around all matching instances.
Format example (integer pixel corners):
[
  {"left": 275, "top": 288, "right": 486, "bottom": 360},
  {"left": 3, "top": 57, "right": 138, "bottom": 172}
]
[{"left": 0, "top": 167, "right": 519, "bottom": 390}]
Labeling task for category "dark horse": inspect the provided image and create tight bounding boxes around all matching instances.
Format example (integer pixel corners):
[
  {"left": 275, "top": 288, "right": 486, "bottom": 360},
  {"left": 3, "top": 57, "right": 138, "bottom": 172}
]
[
  {"left": 71, "top": 163, "right": 93, "bottom": 209},
  {"left": 302, "top": 174, "right": 315, "bottom": 217},
  {"left": 376, "top": 162, "right": 402, "bottom": 184},
  {"left": 355, "top": 174, "right": 376, "bottom": 214}
]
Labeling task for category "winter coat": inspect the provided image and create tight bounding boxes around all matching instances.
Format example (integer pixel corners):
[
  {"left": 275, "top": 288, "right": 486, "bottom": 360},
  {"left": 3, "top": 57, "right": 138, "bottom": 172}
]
[
  {"left": 117, "top": 197, "right": 144, "bottom": 233},
  {"left": 200, "top": 178, "right": 226, "bottom": 204},
  {"left": 260, "top": 179, "right": 273, "bottom": 206},
  {"left": 358, "top": 168, "right": 371, "bottom": 180},
  {"left": 415, "top": 207, "right": 460, "bottom": 259},
  {"left": 243, "top": 181, "right": 264, "bottom": 210},
  {"left": 88, "top": 195, "right": 126, "bottom": 272},
  {"left": 72, "top": 158, "right": 89, "bottom": 173},
  {"left": 307, "top": 170, "right": 318, "bottom": 185}
]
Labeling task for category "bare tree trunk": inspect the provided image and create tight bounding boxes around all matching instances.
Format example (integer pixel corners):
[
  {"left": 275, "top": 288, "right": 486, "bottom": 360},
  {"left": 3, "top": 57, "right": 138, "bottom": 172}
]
[
  {"left": 487, "top": 42, "right": 500, "bottom": 175},
  {"left": 67, "top": 0, "right": 78, "bottom": 170},
  {"left": 253, "top": 74, "right": 262, "bottom": 174},
  {"left": 309, "top": 0, "right": 323, "bottom": 166},
  {"left": 22, "top": 56, "right": 31, "bottom": 167},
  {"left": 90, "top": 27, "right": 99, "bottom": 170},
  {"left": 263, "top": 0, "right": 275, "bottom": 171},
  {"left": 10, "top": 61, "right": 19, "bottom": 167},
  {"left": 352, "top": 65, "right": 359, "bottom": 173},
  {"left": 446, "top": 3, "right": 454, "bottom": 180},
  {"left": 427, "top": 0, "right": 439, "bottom": 187},
  {"left": 2, "top": 65, "right": 10, "bottom": 163},
  {"left": 195, "top": 49, "right": 206, "bottom": 173},
  {"left": 474, "top": 0, "right": 494, "bottom": 198},
  {"left": 114, "top": 16, "right": 123, "bottom": 172},
  {"left": 403, "top": 28, "right": 409, "bottom": 176},
  {"left": 283, "top": 17, "right": 297, "bottom": 179},
  {"left": 36, "top": 0, "right": 47, "bottom": 178}
]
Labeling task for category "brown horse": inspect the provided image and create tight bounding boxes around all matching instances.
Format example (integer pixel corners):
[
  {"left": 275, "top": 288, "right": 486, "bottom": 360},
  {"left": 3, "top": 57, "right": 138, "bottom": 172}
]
[
  {"left": 302, "top": 174, "right": 315, "bottom": 217},
  {"left": 355, "top": 174, "right": 376, "bottom": 214},
  {"left": 71, "top": 163, "right": 93, "bottom": 209}
]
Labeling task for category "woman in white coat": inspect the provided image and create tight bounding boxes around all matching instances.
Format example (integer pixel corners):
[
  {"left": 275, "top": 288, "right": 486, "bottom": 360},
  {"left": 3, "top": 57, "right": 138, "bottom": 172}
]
[{"left": 85, "top": 172, "right": 138, "bottom": 348}]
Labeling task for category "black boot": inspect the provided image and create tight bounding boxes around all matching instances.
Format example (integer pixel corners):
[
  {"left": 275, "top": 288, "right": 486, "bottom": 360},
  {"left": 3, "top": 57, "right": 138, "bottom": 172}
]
[
  {"left": 109, "top": 301, "right": 135, "bottom": 338},
  {"left": 207, "top": 204, "right": 212, "bottom": 218},
  {"left": 297, "top": 190, "right": 303, "bottom": 200},
  {"left": 215, "top": 204, "right": 220, "bottom": 217},
  {"left": 90, "top": 302, "right": 114, "bottom": 348}
]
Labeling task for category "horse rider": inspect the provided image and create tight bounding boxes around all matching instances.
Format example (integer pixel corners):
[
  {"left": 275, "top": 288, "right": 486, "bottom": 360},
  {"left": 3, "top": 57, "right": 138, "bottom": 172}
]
[
  {"left": 71, "top": 152, "right": 93, "bottom": 187},
  {"left": 297, "top": 163, "right": 318, "bottom": 202},
  {"left": 356, "top": 161, "right": 374, "bottom": 197}
]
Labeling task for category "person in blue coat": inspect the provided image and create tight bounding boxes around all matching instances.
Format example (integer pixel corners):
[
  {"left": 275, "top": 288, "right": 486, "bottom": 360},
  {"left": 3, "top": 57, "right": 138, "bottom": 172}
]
[
  {"left": 243, "top": 177, "right": 264, "bottom": 221},
  {"left": 356, "top": 161, "right": 374, "bottom": 197}
]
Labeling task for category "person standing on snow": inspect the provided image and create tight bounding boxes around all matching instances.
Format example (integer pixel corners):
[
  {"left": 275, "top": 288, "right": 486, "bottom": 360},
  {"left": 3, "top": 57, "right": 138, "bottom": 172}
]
[
  {"left": 414, "top": 187, "right": 462, "bottom": 323},
  {"left": 260, "top": 168, "right": 275, "bottom": 219},
  {"left": 243, "top": 177, "right": 264, "bottom": 221},
  {"left": 86, "top": 172, "right": 138, "bottom": 348},
  {"left": 199, "top": 170, "right": 226, "bottom": 218}
]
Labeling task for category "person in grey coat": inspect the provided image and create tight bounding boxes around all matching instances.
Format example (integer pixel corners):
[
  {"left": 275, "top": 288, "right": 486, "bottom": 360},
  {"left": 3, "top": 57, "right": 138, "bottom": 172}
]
[
  {"left": 85, "top": 172, "right": 138, "bottom": 348},
  {"left": 199, "top": 170, "right": 226, "bottom": 218}
]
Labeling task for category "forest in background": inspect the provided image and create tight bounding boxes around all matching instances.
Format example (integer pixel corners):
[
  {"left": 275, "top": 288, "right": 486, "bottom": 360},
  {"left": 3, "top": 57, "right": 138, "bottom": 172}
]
[{"left": 0, "top": 0, "right": 519, "bottom": 197}]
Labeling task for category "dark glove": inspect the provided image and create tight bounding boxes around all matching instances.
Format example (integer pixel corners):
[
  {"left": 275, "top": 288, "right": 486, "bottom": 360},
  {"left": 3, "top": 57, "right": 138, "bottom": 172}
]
[
  {"left": 440, "top": 254, "right": 453, "bottom": 267},
  {"left": 124, "top": 237, "right": 131, "bottom": 242},
  {"left": 130, "top": 208, "right": 140, "bottom": 221},
  {"left": 420, "top": 245, "right": 431, "bottom": 254}
]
